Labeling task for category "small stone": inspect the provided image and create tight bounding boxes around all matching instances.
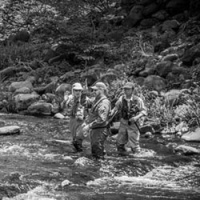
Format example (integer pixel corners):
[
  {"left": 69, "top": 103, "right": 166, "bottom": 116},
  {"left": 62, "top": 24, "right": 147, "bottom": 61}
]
[
  {"left": 54, "top": 113, "right": 65, "bottom": 119},
  {"left": 144, "top": 132, "right": 152, "bottom": 138},
  {"left": 175, "top": 145, "right": 200, "bottom": 155},
  {"left": 176, "top": 131, "right": 182, "bottom": 137},
  {"left": 63, "top": 156, "right": 73, "bottom": 161},
  {"left": 74, "top": 157, "right": 94, "bottom": 167},
  {"left": 61, "top": 179, "right": 71, "bottom": 187},
  {"left": 0, "top": 126, "right": 20, "bottom": 135}
]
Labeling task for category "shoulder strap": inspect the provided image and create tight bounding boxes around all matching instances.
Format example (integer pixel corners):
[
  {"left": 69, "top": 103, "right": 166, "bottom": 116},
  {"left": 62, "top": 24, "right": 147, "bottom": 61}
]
[{"left": 91, "top": 96, "right": 107, "bottom": 112}]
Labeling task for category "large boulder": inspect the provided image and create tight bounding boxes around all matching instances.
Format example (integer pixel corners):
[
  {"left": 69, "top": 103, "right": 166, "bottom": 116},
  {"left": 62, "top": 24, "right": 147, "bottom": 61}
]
[
  {"left": 162, "top": 89, "right": 182, "bottom": 107},
  {"left": 13, "top": 93, "right": 40, "bottom": 111},
  {"left": 134, "top": 77, "right": 145, "bottom": 86},
  {"left": 9, "top": 80, "right": 33, "bottom": 93},
  {"left": 100, "top": 72, "right": 117, "bottom": 85},
  {"left": 27, "top": 101, "right": 53, "bottom": 116},
  {"left": 152, "top": 10, "right": 168, "bottom": 21},
  {"left": 34, "top": 81, "right": 57, "bottom": 95},
  {"left": 55, "top": 83, "right": 72, "bottom": 95},
  {"left": 0, "top": 126, "right": 20, "bottom": 135},
  {"left": 0, "top": 66, "right": 31, "bottom": 82},
  {"left": 155, "top": 61, "right": 173, "bottom": 78},
  {"left": 140, "top": 18, "right": 158, "bottom": 28},
  {"left": 6, "top": 30, "right": 30, "bottom": 45},
  {"left": 161, "top": 20, "right": 180, "bottom": 32},
  {"left": 41, "top": 93, "right": 56, "bottom": 103},
  {"left": 14, "top": 87, "right": 31, "bottom": 95},
  {"left": 144, "top": 75, "right": 166, "bottom": 92},
  {"left": 127, "top": 5, "right": 144, "bottom": 27},
  {"left": 161, "top": 54, "right": 178, "bottom": 62},
  {"left": 182, "top": 43, "right": 200, "bottom": 66},
  {"left": 139, "top": 61, "right": 156, "bottom": 77},
  {"left": 74, "top": 157, "right": 94, "bottom": 168},
  {"left": 166, "top": 0, "right": 190, "bottom": 15},
  {"left": 142, "top": 3, "right": 159, "bottom": 16},
  {"left": 182, "top": 127, "right": 200, "bottom": 142},
  {"left": 175, "top": 145, "right": 200, "bottom": 155},
  {"left": 171, "top": 66, "right": 185, "bottom": 75}
]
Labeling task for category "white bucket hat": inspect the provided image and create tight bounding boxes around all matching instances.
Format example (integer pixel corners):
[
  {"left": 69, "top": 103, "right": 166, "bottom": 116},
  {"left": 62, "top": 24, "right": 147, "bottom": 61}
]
[{"left": 72, "top": 82, "right": 83, "bottom": 90}]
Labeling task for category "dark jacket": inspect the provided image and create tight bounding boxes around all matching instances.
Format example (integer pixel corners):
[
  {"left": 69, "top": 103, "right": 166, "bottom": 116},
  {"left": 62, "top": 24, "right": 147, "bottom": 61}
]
[
  {"left": 115, "top": 95, "right": 147, "bottom": 120},
  {"left": 86, "top": 95, "right": 111, "bottom": 129}
]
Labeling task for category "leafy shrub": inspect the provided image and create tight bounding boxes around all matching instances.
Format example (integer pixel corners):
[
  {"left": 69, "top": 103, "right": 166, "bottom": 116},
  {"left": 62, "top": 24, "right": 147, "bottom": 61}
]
[{"left": 0, "top": 43, "right": 46, "bottom": 70}]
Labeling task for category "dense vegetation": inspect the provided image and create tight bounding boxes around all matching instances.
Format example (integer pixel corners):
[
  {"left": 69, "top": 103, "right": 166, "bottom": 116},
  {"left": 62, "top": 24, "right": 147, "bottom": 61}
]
[{"left": 1, "top": 0, "right": 200, "bottom": 136}]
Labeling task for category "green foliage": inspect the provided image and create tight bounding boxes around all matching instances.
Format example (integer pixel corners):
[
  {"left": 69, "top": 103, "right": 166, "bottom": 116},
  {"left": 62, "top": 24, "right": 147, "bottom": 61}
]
[
  {"left": 1, "top": 0, "right": 119, "bottom": 41},
  {"left": 0, "top": 43, "right": 46, "bottom": 70},
  {"left": 181, "top": 92, "right": 200, "bottom": 127},
  {"left": 84, "top": 44, "right": 110, "bottom": 57}
]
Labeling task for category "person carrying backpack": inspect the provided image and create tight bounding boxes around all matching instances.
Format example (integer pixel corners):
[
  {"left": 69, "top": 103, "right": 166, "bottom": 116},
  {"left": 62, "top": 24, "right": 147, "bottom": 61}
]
[{"left": 111, "top": 82, "right": 147, "bottom": 155}]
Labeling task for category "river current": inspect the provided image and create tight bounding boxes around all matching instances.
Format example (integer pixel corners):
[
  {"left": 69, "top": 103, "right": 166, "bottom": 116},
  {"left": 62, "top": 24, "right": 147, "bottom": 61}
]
[{"left": 0, "top": 113, "right": 200, "bottom": 200}]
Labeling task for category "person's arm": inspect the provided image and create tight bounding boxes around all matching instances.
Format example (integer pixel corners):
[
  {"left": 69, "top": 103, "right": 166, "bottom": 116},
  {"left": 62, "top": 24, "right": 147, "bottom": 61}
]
[
  {"left": 62, "top": 95, "right": 73, "bottom": 116},
  {"left": 110, "top": 96, "right": 122, "bottom": 115},
  {"left": 61, "top": 92, "right": 70, "bottom": 109},
  {"left": 138, "top": 97, "right": 147, "bottom": 117}
]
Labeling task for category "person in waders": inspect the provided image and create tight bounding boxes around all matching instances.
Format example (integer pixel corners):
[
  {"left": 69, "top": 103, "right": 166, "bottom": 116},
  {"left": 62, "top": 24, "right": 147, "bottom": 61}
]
[
  {"left": 65, "top": 82, "right": 91, "bottom": 152},
  {"left": 111, "top": 82, "right": 147, "bottom": 155},
  {"left": 82, "top": 82, "right": 111, "bottom": 160}
]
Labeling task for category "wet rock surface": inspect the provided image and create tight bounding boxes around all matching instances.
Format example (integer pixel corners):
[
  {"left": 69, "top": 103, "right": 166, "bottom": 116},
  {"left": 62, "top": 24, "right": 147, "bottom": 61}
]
[{"left": 0, "top": 113, "right": 199, "bottom": 200}]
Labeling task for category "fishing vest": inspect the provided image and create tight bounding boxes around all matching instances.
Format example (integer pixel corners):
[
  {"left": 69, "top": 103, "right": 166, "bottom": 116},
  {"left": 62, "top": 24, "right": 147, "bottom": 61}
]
[
  {"left": 121, "top": 96, "right": 140, "bottom": 120},
  {"left": 68, "top": 94, "right": 88, "bottom": 117},
  {"left": 86, "top": 96, "right": 110, "bottom": 127}
]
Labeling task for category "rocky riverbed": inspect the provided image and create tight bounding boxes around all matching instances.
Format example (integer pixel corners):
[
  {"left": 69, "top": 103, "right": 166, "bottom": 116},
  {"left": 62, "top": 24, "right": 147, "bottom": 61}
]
[{"left": 0, "top": 113, "right": 200, "bottom": 200}]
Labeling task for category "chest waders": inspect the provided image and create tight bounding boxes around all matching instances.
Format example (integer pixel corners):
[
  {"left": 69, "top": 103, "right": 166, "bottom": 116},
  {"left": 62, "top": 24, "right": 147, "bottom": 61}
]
[
  {"left": 70, "top": 95, "right": 88, "bottom": 152},
  {"left": 117, "top": 96, "right": 141, "bottom": 155},
  {"left": 89, "top": 97, "right": 110, "bottom": 160}
]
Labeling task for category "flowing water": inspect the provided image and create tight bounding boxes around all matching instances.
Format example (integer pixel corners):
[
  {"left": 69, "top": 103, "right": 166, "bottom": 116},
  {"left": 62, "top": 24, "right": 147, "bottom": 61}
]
[{"left": 0, "top": 113, "right": 200, "bottom": 200}]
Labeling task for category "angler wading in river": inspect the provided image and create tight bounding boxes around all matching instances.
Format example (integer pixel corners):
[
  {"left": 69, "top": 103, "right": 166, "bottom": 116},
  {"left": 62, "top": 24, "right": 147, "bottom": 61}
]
[
  {"left": 111, "top": 82, "right": 147, "bottom": 156},
  {"left": 82, "top": 82, "right": 111, "bottom": 160},
  {"left": 64, "top": 82, "right": 91, "bottom": 152}
]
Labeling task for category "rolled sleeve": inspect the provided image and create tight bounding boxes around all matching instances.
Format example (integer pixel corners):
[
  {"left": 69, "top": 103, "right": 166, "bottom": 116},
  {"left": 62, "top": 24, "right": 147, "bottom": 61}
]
[
  {"left": 113, "top": 96, "right": 122, "bottom": 113},
  {"left": 137, "top": 97, "right": 147, "bottom": 116}
]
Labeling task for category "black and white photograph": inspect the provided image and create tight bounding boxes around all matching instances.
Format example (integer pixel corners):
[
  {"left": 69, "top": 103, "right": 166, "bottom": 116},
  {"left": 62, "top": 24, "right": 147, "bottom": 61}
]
[{"left": 0, "top": 0, "right": 200, "bottom": 199}]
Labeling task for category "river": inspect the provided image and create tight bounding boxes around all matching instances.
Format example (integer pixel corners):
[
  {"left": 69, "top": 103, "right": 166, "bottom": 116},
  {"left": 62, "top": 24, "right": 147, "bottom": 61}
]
[{"left": 0, "top": 113, "right": 200, "bottom": 200}]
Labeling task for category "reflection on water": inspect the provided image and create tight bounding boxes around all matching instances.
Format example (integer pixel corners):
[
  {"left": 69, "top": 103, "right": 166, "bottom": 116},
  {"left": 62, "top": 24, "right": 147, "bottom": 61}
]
[{"left": 0, "top": 114, "right": 200, "bottom": 200}]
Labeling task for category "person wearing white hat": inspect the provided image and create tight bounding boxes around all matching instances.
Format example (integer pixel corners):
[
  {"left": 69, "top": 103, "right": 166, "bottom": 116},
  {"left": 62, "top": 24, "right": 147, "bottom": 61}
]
[
  {"left": 64, "top": 82, "right": 91, "bottom": 152},
  {"left": 82, "top": 82, "right": 111, "bottom": 160},
  {"left": 111, "top": 82, "right": 147, "bottom": 155}
]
